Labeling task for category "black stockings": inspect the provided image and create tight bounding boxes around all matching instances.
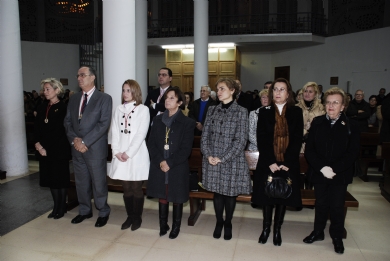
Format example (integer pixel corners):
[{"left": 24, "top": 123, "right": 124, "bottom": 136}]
[
  {"left": 122, "top": 181, "right": 143, "bottom": 198},
  {"left": 213, "top": 193, "right": 237, "bottom": 224}
]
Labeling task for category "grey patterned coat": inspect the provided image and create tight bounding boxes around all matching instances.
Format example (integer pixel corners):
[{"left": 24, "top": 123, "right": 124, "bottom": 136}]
[{"left": 201, "top": 101, "right": 252, "bottom": 196}]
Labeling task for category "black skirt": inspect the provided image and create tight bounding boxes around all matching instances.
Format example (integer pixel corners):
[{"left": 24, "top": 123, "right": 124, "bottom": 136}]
[{"left": 39, "top": 159, "right": 70, "bottom": 189}]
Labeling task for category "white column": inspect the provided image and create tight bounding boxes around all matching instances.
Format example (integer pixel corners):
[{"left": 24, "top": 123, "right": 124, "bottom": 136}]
[
  {"left": 0, "top": 0, "right": 29, "bottom": 176},
  {"left": 194, "top": 0, "right": 209, "bottom": 99},
  {"left": 103, "top": 0, "right": 136, "bottom": 109},
  {"left": 135, "top": 0, "right": 148, "bottom": 102}
]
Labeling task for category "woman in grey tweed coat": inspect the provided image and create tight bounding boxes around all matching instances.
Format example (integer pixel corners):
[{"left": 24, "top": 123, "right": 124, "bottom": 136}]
[{"left": 201, "top": 77, "right": 251, "bottom": 241}]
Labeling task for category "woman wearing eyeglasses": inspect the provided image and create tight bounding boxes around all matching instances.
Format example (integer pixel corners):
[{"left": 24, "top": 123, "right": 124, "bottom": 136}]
[
  {"left": 303, "top": 87, "right": 360, "bottom": 254},
  {"left": 251, "top": 78, "right": 303, "bottom": 246}
]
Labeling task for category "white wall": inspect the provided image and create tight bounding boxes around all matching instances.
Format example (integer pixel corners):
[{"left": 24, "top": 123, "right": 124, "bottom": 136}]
[
  {"left": 21, "top": 41, "right": 79, "bottom": 92},
  {"left": 147, "top": 53, "right": 166, "bottom": 87},
  {"left": 240, "top": 52, "right": 273, "bottom": 90},
  {"left": 239, "top": 27, "right": 390, "bottom": 97}
]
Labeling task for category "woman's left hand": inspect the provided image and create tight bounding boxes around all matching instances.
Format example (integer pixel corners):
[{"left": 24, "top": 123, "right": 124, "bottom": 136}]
[
  {"left": 279, "top": 165, "right": 289, "bottom": 171},
  {"left": 121, "top": 152, "right": 129, "bottom": 162}
]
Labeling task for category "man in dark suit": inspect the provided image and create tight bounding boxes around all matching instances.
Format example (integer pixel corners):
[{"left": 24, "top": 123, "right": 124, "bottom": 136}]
[
  {"left": 346, "top": 89, "right": 370, "bottom": 132},
  {"left": 144, "top": 67, "right": 172, "bottom": 121},
  {"left": 235, "top": 80, "right": 253, "bottom": 113},
  {"left": 376, "top": 88, "right": 386, "bottom": 105},
  {"left": 188, "top": 85, "right": 216, "bottom": 136},
  {"left": 64, "top": 66, "right": 112, "bottom": 227}
]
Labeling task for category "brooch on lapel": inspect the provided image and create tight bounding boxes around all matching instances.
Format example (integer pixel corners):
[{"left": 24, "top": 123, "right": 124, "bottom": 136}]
[
  {"left": 265, "top": 106, "right": 271, "bottom": 109},
  {"left": 55, "top": 109, "right": 58, "bottom": 112},
  {"left": 341, "top": 121, "right": 345, "bottom": 125}
]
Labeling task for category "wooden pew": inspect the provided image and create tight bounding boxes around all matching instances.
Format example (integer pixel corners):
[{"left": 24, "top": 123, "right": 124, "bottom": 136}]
[
  {"left": 187, "top": 148, "right": 359, "bottom": 239},
  {"left": 359, "top": 132, "right": 383, "bottom": 182}
]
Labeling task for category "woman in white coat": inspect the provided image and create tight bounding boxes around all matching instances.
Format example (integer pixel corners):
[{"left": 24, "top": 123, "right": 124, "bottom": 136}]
[{"left": 109, "top": 79, "right": 150, "bottom": 231}]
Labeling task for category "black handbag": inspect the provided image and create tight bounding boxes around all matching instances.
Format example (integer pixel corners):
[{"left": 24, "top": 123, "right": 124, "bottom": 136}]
[{"left": 264, "top": 169, "right": 293, "bottom": 199}]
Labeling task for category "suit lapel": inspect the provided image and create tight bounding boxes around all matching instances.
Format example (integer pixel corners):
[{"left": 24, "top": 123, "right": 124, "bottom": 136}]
[{"left": 82, "top": 90, "right": 100, "bottom": 116}]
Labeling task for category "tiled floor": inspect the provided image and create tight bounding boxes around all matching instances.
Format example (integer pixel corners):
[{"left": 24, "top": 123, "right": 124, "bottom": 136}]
[{"left": 0, "top": 165, "right": 389, "bottom": 261}]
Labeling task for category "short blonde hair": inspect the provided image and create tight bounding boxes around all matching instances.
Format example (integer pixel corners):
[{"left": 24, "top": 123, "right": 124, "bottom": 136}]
[
  {"left": 302, "top": 82, "right": 319, "bottom": 98},
  {"left": 324, "top": 87, "right": 349, "bottom": 108},
  {"left": 122, "top": 79, "right": 143, "bottom": 105},
  {"left": 40, "top": 78, "right": 64, "bottom": 96},
  {"left": 259, "top": 89, "right": 269, "bottom": 97}
]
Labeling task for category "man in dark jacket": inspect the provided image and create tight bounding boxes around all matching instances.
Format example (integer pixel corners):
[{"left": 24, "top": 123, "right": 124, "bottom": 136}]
[
  {"left": 376, "top": 88, "right": 386, "bottom": 105},
  {"left": 346, "top": 89, "right": 370, "bottom": 132},
  {"left": 188, "top": 85, "right": 216, "bottom": 136},
  {"left": 235, "top": 80, "right": 253, "bottom": 113}
]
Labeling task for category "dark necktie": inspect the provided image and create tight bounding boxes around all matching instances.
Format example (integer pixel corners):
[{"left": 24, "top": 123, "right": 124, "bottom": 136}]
[{"left": 81, "top": 93, "right": 88, "bottom": 115}]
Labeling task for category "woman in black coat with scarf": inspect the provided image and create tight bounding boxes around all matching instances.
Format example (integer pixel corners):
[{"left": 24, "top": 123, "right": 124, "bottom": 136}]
[
  {"left": 303, "top": 87, "right": 360, "bottom": 254},
  {"left": 251, "top": 78, "right": 303, "bottom": 246},
  {"left": 147, "top": 87, "right": 196, "bottom": 239}
]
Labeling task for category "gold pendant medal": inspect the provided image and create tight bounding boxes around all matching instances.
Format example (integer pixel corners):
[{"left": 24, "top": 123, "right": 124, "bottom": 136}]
[
  {"left": 164, "top": 144, "right": 169, "bottom": 150},
  {"left": 44, "top": 118, "right": 48, "bottom": 123}
]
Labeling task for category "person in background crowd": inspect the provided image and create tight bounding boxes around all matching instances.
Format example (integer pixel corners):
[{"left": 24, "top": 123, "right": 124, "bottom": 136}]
[
  {"left": 303, "top": 87, "right": 360, "bottom": 255},
  {"left": 108, "top": 80, "right": 150, "bottom": 231},
  {"left": 318, "top": 85, "right": 325, "bottom": 102},
  {"left": 147, "top": 87, "right": 195, "bottom": 239},
  {"left": 64, "top": 66, "right": 112, "bottom": 228},
  {"left": 235, "top": 79, "right": 253, "bottom": 113},
  {"left": 296, "top": 82, "right": 325, "bottom": 189},
  {"left": 346, "top": 89, "right": 370, "bottom": 132},
  {"left": 182, "top": 91, "right": 193, "bottom": 116},
  {"left": 252, "top": 78, "right": 303, "bottom": 246},
  {"left": 201, "top": 78, "right": 251, "bottom": 241},
  {"left": 210, "top": 90, "right": 217, "bottom": 101},
  {"left": 248, "top": 89, "right": 269, "bottom": 151},
  {"left": 368, "top": 95, "right": 379, "bottom": 127},
  {"left": 34, "top": 78, "right": 71, "bottom": 220},
  {"left": 24, "top": 92, "right": 35, "bottom": 121},
  {"left": 376, "top": 88, "right": 386, "bottom": 105},
  {"left": 144, "top": 67, "right": 172, "bottom": 121},
  {"left": 295, "top": 89, "right": 303, "bottom": 103},
  {"left": 264, "top": 81, "right": 272, "bottom": 90},
  {"left": 188, "top": 85, "right": 216, "bottom": 136}
]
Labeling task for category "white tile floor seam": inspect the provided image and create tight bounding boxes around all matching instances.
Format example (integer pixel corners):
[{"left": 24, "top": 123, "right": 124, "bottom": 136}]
[{"left": 1, "top": 166, "right": 390, "bottom": 261}]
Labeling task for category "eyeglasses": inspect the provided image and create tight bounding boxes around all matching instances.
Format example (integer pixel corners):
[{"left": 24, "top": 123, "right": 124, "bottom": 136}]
[
  {"left": 157, "top": 73, "right": 169, "bottom": 77},
  {"left": 325, "top": 101, "right": 341, "bottom": 107},
  {"left": 273, "top": 88, "right": 286, "bottom": 93},
  {"left": 355, "top": 93, "right": 363, "bottom": 96},
  {"left": 76, "top": 74, "right": 90, "bottom": 78}
]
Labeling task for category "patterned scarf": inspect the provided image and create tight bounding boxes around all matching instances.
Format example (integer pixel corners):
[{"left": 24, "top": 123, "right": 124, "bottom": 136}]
[{"left": 274, "top": 104, "right": 289, "bottom": 162}]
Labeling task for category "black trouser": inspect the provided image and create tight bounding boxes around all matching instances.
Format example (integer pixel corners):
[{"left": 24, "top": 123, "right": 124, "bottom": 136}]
[{"left": 313, "top": 183, "right": 348, "bottom": 239}]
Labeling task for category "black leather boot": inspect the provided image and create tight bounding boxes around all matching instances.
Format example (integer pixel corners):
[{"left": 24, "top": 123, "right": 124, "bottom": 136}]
[
  {"left": 259, "top": 205, "right": 273, "bottom": 244},
  {"left": 159, "top": 202, "right": 170, "bottom": 236},
  {"left": 131, "top": 196, "right": 144, "bottom": 231},
  {"left": 169, "top": 204, "right": 183, "bottom": 239},
  {"left": 273, "top": 204, "right": 286, "bottom": 246},
  {"left": 121, "top": 196, "right": 133, "bottom": 230},
  {"left": 54, "top": 188, "right": 68, "bottom": 219}
]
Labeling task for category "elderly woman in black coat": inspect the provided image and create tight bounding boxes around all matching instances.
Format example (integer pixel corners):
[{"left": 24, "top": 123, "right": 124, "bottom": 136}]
[
  {"left": 251, "top": 78, "right": 303, "bottom": 246},
  {"left": 34, "top": 78, "right": 71, "bottom": 219},
  {"left": 303, "top": 87, "right": 360, "bottom": 254},
  {"left": 201, "top": 77, "right": 251, "bottom": 241},
  {"left": 147, "top": 87, "right": 196, "bottom": 239}
]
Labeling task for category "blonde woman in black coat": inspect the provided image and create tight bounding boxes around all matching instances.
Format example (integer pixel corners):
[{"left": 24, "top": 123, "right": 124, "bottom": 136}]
[
  {"left": 303, "top": 87, "right": 360, "bottom": 254},
  {"left": 251, "top": 78, "right": 303, "bottom": 246}
]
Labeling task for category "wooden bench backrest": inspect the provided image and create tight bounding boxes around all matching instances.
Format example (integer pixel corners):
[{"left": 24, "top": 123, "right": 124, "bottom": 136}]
[
  {"left": 360, "top": 132, "right": 381, "bottom": 146},
  {"left": 193, "top": 136, "right": 201, "bottom": 148}
]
